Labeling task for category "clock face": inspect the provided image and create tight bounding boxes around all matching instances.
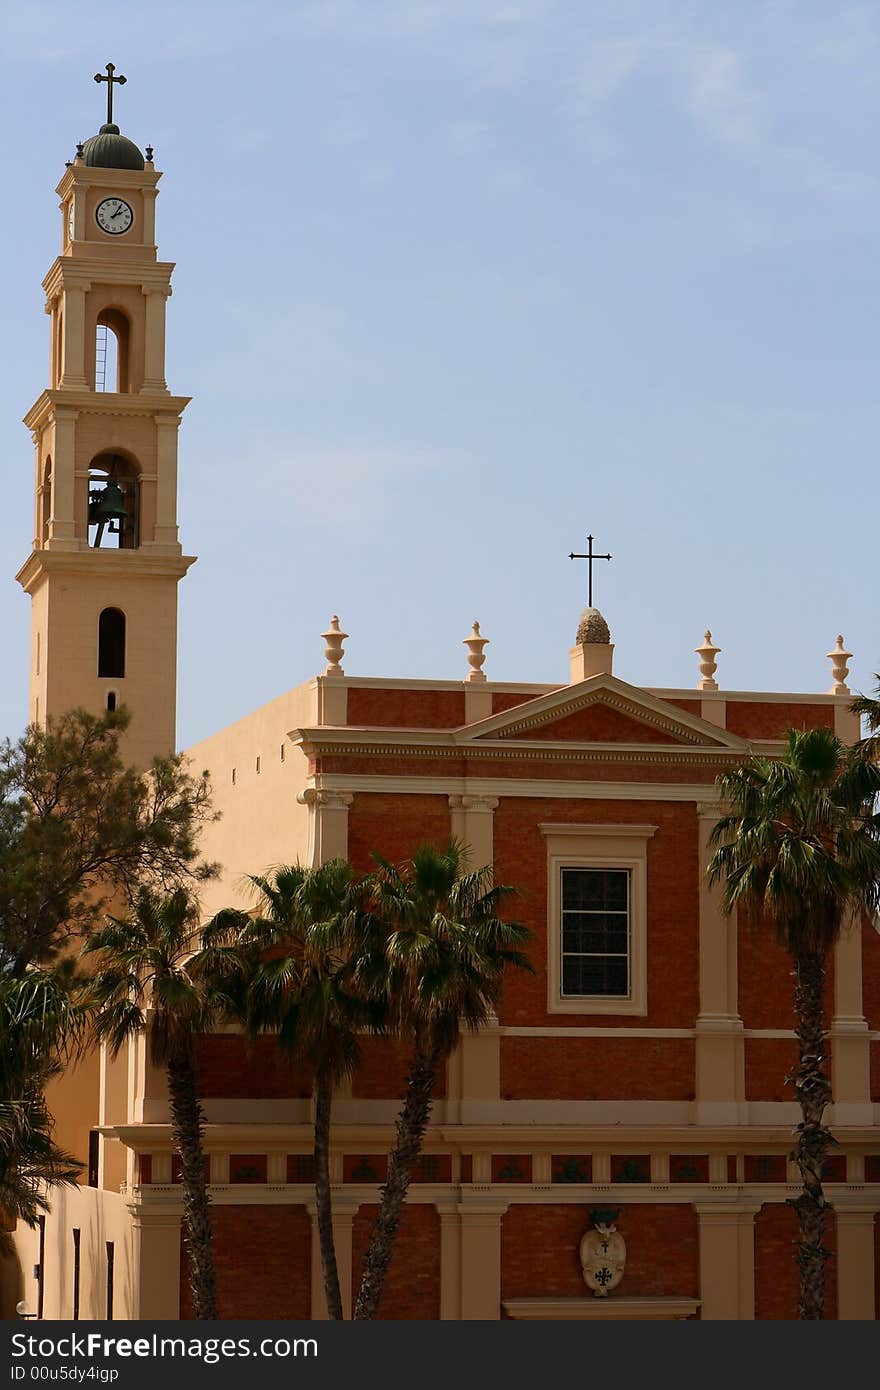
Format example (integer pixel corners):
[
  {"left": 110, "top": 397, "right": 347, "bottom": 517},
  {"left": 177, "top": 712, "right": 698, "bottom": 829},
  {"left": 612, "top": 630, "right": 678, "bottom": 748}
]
[
  {"left": 67, "top": 201, "right": 75, "bottom": 242},
  {"left": 95, "top": 197, "right": 133, "bottom": 236}
]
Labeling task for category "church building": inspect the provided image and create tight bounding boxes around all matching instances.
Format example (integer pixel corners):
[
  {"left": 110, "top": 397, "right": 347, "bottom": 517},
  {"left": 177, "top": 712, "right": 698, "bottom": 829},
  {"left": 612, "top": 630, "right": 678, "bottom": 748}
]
[{"left": 11, "top": 78, "right": 880, "bottom": 1322}]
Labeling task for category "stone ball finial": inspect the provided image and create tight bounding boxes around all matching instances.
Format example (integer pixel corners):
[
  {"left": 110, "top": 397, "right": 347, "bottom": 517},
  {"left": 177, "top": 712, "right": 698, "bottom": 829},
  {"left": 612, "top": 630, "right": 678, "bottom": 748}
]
[
  {"left": 463, "top": 621, "right": 489, "bottom": 682},
  {"left": 826, "top": 634, "right": 853, "bottom": 695},
  {"left": 321, "top": 615, "right": 348, "bottom": 677},
  {"left": 695, "top": 629, "right": 721, "bottom": 691},
  {"left": 576, "top": 607, "right": 611, "bottom": 646}
]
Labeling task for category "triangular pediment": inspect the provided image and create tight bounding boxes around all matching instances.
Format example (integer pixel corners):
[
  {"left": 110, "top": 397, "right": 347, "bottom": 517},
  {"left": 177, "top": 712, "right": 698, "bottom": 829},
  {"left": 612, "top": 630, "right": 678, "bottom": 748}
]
[{"left": 455, "top": 675, "right": 748, "bottom": 750}]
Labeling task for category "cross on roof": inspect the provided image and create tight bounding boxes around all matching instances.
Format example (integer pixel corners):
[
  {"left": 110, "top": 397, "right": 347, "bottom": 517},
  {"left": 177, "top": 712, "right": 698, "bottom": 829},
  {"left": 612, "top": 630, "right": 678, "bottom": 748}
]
[
  {"left": 94, "top": 62, "right": 127, "bottom": 126},
  {"left": 569, "top": 534, "right": 612, "bottom": 608}
]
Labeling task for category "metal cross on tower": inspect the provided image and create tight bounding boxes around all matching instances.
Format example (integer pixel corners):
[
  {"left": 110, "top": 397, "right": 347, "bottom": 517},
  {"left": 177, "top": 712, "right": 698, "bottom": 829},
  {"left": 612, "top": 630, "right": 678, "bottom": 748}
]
[
  {"left": 94, "top": 62, "right": 127, "bottom": 125},
  {"left": 569, "top": 534, "right": 612, "bottom": 608}
]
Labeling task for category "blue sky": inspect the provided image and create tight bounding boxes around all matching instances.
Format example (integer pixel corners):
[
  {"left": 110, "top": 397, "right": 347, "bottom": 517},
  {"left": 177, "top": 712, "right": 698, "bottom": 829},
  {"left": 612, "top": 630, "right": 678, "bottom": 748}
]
[{"left": 1, "top": 1, "right": 878, "bottom": 750}]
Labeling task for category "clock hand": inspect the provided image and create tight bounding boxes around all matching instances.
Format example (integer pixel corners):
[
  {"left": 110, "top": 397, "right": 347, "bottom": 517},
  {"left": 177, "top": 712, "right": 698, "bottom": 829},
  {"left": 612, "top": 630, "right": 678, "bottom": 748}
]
[{"left": 111, "top": 204, "right": 124, "bottom": 218}]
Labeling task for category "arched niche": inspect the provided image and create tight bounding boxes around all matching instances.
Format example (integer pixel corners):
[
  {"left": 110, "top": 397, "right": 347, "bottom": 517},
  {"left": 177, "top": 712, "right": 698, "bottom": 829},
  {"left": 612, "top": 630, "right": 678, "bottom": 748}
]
[
  {"left": 87, "top": 451, "right": 141, "bottom": 549},
  {"left": 97, "top": 609, "right": 126, "bottom": 680},
  {"left": 95, "top": 308, "right": 131, "bottom": 393}
]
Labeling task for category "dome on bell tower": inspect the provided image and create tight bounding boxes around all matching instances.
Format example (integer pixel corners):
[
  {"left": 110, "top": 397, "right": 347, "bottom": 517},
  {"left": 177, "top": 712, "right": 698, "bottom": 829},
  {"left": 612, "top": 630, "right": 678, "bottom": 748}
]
[{"left": 81, "top": 123, "right": 145, "bottom": 171}]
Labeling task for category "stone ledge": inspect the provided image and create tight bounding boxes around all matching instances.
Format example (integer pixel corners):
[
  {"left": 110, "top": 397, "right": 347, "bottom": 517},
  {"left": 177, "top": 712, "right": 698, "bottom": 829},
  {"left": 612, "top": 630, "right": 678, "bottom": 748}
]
[{"left": 502, "top": 1296, "right": 701, "bottom": 1320}]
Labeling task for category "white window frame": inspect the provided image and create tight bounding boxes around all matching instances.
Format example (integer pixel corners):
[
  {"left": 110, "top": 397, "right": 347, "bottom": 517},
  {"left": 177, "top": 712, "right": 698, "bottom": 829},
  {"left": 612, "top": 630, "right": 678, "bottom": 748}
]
[{"left": 540, "top": 824, "right": 657, "bottom": 1017}]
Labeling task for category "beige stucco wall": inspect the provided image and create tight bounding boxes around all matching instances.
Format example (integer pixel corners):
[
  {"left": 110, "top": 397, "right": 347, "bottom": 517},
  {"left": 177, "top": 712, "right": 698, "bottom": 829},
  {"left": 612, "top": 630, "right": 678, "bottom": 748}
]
[
  {"left": 185, "top": 679, "right": 317, "bottom": 920},
  {"left": 33, "top": 568, "right": 180, "bottom": 767},
  {"left": 13, "top": 1186, "right": 136, "bottom": 1321}
]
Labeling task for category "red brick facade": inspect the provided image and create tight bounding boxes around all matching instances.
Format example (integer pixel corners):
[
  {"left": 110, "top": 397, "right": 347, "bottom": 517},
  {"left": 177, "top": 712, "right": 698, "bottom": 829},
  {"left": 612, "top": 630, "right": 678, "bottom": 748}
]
[{"left": 148, "top": 671, "right": 876, "bottom": 1321}]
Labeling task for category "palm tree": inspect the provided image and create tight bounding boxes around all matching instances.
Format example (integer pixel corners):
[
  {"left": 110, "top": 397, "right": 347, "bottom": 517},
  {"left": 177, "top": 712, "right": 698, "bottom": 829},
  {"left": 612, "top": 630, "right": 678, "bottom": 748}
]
[
  {"left": 353, "top": 840, "right": 530, "bottom": 1321},
  {"left": 214, "top": 861, "right": 380, "bottom": 1320},
  {"left": 850, "top": 677, "right": 880, "bottom": 753},
  {"left": 83, "top": 887, "right": 241, "bottom": 1320},
  {"left": 708, "top": 727, "right": 880, "bottom": 1319},
  {"left": 0, "top": 970, "right": 82, "bottom": 1234}
]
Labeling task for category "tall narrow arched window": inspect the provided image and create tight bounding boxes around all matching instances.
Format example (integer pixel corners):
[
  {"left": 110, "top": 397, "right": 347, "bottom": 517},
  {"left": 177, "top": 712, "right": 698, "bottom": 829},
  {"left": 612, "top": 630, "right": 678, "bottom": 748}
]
[
  {"left": 40, "top": 457, "right": 51, "bottom": 544},
  {"left": 95, "top": 309, "right": 130, "bottom": 393},
  {"left": 98, "top": 608, "right": 126, "bottom": 679}
]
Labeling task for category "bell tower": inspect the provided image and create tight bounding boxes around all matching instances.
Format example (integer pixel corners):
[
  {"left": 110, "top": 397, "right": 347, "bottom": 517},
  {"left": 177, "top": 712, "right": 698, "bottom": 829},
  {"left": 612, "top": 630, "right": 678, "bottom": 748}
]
[{"left": 16, "top": 67, "right": 194, "bottom": 768}]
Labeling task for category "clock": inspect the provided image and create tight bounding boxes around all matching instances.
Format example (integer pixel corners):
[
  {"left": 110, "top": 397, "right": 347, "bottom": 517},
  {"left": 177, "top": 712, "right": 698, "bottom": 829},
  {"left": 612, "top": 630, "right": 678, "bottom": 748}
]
[
  {"left": 95, "top": 197, "right": 133, "bottom": 236},
  {"left": 66, "top": 201, "right": 75, "bottom": 242}
]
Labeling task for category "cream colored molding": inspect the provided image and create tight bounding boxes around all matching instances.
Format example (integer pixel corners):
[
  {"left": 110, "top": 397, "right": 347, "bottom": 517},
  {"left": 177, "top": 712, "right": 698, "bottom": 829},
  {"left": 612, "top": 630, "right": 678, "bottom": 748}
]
[
  {"left": 649, "top": 686, "right": 853, "bottom": 707},
  {"left": 504, "top": 1297, "right": 701, "bottom": 1320},
  {"left": 297, "top": 731, "right": 747, "bottom": 768},
  {"left": 55, "top": 163, "right": 163, "bottom": 199},
  {"left": 108, "top": 1118, "right": 880, "bottom": 1150},
  {"left": 500, "top": 1026, "right": 695, "bottom": 1037},
  {"left": 318, "top": 773, "right": 720, "bottom": 802},
  {"left": 298, "top": 788, "right": 355, "bottom": 811},
  {"left": 539, "top": 823, "right": 659, "bottom": 839},
  {"left": 541, "top": 825, "right": 656, "bottom": 1017},
  {"left": 42, "top": 255, "right": 174, "bottom": 300},
  {"left": 449, "top": 794, "right": 500, "bottom": 813},
  {"left": 322, "top": 676, "right": 554, "bottom": 695},
  {"left": 16, "top": 549, "right": 195, "bottom": 594}
]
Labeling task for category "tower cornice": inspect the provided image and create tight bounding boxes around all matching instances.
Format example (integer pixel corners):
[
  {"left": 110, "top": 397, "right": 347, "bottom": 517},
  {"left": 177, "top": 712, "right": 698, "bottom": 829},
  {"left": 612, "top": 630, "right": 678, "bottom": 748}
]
[
  {"left": 23, "top": 390, "right": 191, "bottom": 432},
  {"left": 42, "top": 258, "right": 175, "bottom": 300},
  {"left": 56, "top": 164, "right": 162, "bottom": 200},
  {"left": 16, "top": 547, "right": 196, "bottom": 595}
]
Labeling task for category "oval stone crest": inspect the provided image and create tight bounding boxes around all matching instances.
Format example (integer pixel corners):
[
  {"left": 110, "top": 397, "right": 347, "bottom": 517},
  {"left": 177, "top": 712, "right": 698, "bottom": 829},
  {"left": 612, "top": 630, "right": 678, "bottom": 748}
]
[{"left": 580, "top": 1209, "right": 626, "bottom": 1298}]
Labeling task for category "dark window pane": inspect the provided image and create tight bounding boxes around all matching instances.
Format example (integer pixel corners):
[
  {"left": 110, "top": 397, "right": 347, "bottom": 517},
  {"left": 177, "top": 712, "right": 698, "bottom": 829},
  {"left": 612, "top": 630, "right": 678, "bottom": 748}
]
[
  {"left": 562, "top": 914, "right": 628, "bottom": 955},
  {"left": 562, "top": 868, "right": 628, "bottom": 911},
  {"left": 562, "top": 954, "right": 629, "bottom": 998}
]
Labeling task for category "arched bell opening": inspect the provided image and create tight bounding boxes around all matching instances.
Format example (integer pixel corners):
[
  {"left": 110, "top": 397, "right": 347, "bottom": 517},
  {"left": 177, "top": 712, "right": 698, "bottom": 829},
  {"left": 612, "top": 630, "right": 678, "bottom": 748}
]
[
  {"left": 95, "top": 308, "right": 131, "bottom": 393},
  {"left": 88, "top": 451, "right": 140, "bottom": 549},
  {"left": 97, "top": 610, "right": 126, "bottom": 680},
  {"left": 39, "top": 457, "right": 51, "bottom": 544}
]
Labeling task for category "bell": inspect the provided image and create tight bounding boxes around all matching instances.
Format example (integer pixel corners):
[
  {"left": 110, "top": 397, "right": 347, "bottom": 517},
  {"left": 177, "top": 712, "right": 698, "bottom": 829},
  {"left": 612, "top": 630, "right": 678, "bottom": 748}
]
[{"left": 89, "top": 479, "right": 127, "bottom": 525}]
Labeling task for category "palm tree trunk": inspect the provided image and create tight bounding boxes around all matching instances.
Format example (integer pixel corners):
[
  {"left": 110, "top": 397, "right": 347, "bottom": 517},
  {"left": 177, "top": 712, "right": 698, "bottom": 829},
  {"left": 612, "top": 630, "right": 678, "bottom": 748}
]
[
  {"left": 167, "top": 1047, "right": 216, "bottom": 1319},
  {"left": 353, "top": 1044, "right": 440, "bottom": 1320},
  {"left": 313, "top": 1063, "right": 343, "bottom": 1319},
  {"left": 788, "top": 950, "right": 833, "bottom": 1320}
]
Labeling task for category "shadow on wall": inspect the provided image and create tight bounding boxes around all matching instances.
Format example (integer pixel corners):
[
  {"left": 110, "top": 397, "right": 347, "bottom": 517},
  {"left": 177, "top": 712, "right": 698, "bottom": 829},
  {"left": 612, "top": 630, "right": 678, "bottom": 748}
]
[{"left": 0, "top": 1235, "right": 24, "bottom": 1320}]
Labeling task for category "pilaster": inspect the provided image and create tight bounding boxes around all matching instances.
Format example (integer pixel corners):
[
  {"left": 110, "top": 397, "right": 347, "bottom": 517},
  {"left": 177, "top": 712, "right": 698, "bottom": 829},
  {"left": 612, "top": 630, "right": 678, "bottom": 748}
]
[
  {"left": 835, "top": 1208, "right": 877, "bottom": 1319},
  {"left": 46, "top": 408, "right": 79, "bottom": 544},
  {"left": 308, "top": 1201, "right": 358, "bottom": 1320},
  {"left": 59, "top": 283, "right": 89, "bottom": 388},
  {"left": 298, "top": 788, "right": 354, "bottom": 867},
  {"left": 830, "top": 921, "right": 872, "bottom": 1125},
  {"left": 695, "top": 802, "right": 745, "bottom": 1124},
  {"left": 448, "top": 794, "right": 498, "bottom": 870},
  {"left": 458, "top": 1202, "right": 508, "bottom": 1319},
  {"left": 141, "top": 285, "right": 170, "bottom": 393},
  {"left": 447, "top": 795, "right": 501, "bottom": 1113},
  {"left": 131, "top": 1209, "right": 182, "bottom": 1319},
  {"left": 151, "top": 414, "right": 180, "bottom": 546},
  {"left": 437, "top": 1202, "right": 462, "bottom": 1320},
  {"left": 695, "top": 1203, "right": 759, "bottom": 1319}
]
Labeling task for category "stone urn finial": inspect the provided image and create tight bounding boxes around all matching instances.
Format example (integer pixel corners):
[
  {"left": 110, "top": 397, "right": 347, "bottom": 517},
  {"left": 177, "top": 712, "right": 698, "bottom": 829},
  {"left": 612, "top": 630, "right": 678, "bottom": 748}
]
[
  {"left": 695, "top": 630, "right": 721, "bottom": 691},
  {"left": 322, "top": 615, "right": 348, "bottom": 677},
  {"left": 826, "top": 634, "right": 852, "bottom": 695},
  {"left": 463, "top": 621, "right": 489, "bottom": 682}
]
